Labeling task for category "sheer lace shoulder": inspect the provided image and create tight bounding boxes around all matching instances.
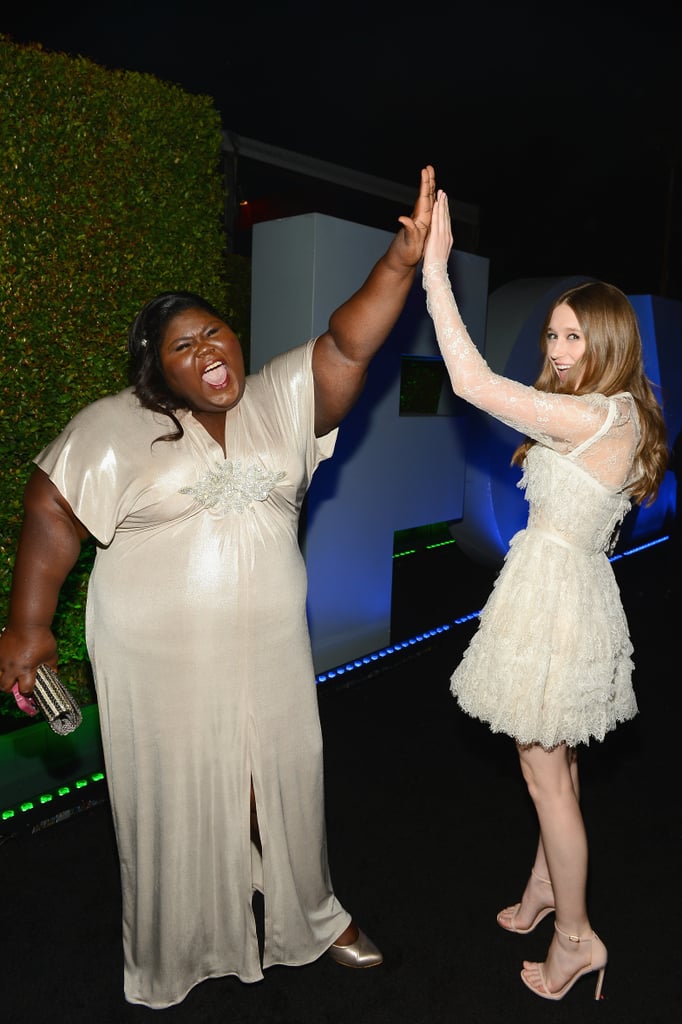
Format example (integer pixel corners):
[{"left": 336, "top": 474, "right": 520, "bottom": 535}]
[{"left": 423, "top": 262, "right": 640, "bottom": 493}]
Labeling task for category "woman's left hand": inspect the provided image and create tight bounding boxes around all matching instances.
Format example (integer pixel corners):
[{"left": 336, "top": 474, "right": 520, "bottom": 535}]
[{"left": 423, "top": 189, "right": 453, "bottom": 267}]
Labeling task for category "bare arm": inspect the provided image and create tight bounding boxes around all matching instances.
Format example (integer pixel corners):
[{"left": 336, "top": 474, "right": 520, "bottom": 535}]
[
  {"left": 0, "top": 467, "right": 90, "bottom": 697},
  {"left": 312, "top": 164, "right": 436, "bottom": 436}
]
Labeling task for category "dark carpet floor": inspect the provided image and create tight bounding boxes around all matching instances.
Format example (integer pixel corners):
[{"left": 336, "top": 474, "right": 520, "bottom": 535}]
[{"left": 2, "top": 539, "right": 681, "bottom": 1024}]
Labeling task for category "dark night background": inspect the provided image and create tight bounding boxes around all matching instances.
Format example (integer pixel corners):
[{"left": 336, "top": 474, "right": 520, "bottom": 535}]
[
  {"left": 2, "top": 10, "right": 682, "bottom": 1023},
  {"left": 3, "top": 2, "right": 682, "bottom": 297}
]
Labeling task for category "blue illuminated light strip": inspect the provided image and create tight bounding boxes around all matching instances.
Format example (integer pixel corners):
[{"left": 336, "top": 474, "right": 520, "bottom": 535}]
[
  {"left": 315, "top": 624, "right": 455, "bottom": 684},
  {"left": 607, "top": 534, "right": 668, "bottom": 562},
  {"left": 1, "top": 534, "right": 670, "bottom": 818},
  {"left": 315, "top": 534, "right": 670, "bottom": 685}
]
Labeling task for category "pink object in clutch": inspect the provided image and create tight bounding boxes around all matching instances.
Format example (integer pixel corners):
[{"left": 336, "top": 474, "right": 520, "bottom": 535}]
[
  {"left": 12, "top": 665, "right": 82, "bottom": 735},
  {"left": 12, "top": 682, "right": 39, "bottom": 716}
]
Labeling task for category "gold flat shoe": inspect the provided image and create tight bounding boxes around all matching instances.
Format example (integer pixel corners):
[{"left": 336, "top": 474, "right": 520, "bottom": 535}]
[{"left": 328, "top": 929, "right": 383, "bottom": 968}]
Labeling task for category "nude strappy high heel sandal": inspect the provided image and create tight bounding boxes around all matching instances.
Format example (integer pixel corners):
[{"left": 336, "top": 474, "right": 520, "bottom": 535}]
[
  {"left": 496, "top": 867, "right": 555, "bottom": 934},
  {"left": 520, "top": 923, "right": 608, "bottom": 1001}
]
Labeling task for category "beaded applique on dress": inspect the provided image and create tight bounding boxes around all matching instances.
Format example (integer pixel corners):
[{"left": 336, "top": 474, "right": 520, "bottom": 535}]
[{"left": 180, "top": 460, "right": 286, "bottom": 514}]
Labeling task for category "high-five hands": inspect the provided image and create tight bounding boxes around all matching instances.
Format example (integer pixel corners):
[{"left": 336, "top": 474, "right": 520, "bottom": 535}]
[
  {"left": 424, "top": 188, "right": 453, "bottom": 266},
  {"left": 395, "top": 165, "right": 436, "bottom": 265}
]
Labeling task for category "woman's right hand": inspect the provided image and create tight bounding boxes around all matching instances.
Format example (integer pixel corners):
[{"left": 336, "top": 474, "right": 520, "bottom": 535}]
[
  {"left": 0, "top": 468, "right": 87, "bottom": 699},
  {"left": 424, "top": 189, "right": 454, "bottom": 267},
  {"left": 0, "top": 625, "right": 58, "bottom": 697}
]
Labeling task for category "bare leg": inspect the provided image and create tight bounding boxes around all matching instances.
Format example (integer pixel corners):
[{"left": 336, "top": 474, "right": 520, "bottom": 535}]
[
  {"left": 249, "top": 780, "right": 262, "bottom": 855},
  {"left": 249, "top": 780, "right": 364, "bottom": 951},
  {"left": 332, "top": 920, "right": 360, "bottom": 945},
  {"left": 248, "top": 782, "right": 374, "bottom": 959},
  {"left": 498, "top": 747, "right": 579, "bottom": 931},
  {"left": 517, "top": 742, "right": 600, "bottom": 994}
]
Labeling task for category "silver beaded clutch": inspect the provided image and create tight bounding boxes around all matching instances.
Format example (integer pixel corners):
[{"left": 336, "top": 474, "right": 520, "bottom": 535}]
[{"left": 31, "top": 664, "right": 83, "bottom": 736}]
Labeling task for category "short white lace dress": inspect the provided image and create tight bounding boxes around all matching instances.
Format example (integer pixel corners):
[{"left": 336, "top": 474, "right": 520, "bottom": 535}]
[{"left": 423, "top": 262, "right": 640, "bottom": 749}]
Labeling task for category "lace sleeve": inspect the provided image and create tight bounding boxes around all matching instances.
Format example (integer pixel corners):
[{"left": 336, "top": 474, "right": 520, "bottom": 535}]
[{"left": 422, "top": 261, "right": 607, "bottom": 450}]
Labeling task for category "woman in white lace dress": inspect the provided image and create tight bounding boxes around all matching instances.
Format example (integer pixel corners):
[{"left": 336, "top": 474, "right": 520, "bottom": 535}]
[{"left": 423, "top": 191, "right": 668, "bottom": 1002}]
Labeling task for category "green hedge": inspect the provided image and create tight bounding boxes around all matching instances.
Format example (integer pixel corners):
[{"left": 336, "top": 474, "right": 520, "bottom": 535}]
[{"left": 0, "top": 36, "right": 249, "bottom": 721}]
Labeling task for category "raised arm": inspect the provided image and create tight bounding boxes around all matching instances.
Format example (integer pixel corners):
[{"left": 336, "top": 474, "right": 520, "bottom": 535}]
[
  {"left": 422, "top": 190, "right": 609, "bottom": 447},
  {"left": 0, "top": 467, "right": 90, "bottom": 698},
  {"left": 312, "top": 164, "right": 436, "bottom": 436}
]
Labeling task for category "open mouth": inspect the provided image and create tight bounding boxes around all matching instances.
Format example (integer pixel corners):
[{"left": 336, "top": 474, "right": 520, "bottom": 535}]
[{"left": 202, "top": 360, "right": 229, "bottom": 387}]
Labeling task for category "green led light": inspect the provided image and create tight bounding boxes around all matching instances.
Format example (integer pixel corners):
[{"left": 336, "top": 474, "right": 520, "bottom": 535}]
[{"left": 2, "top": 772, "right": 108, "bottom": 824}]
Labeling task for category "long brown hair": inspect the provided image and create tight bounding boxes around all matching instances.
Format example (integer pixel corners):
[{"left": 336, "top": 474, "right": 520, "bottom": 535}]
[{"left": 511, "top": 281, "right": 668, "bottom": 505}]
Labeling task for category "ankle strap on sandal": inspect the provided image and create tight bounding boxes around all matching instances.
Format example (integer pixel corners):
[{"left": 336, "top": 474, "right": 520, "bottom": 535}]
[
  {"left": 531, "top": 867, "right": 552, "bottom": 885},
  {"left": 554, "top": 923, "right": 592, "bottom": 943}
]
